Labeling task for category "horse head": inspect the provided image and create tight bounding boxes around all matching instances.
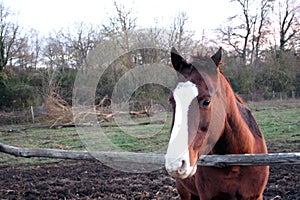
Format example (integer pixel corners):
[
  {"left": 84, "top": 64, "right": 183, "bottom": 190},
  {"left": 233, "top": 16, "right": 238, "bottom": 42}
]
[{"left": 165, "top": 47, "right": 226, "bottom": 179}]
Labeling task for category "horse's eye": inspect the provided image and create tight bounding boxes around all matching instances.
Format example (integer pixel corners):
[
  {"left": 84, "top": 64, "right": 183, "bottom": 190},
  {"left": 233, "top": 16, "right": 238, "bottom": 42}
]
[
  {"left": 169, "top": 96, "right": 175, "bottom": 104},
  {"left": 201, "top": 99, "right": 211, "bottom": 108},
  {"left": 169, "top": 96, "right": 175, "bottom": 108}
]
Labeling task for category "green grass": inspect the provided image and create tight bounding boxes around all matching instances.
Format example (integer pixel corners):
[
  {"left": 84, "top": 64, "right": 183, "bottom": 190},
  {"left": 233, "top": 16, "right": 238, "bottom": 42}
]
[
  {"left": 248, "top": 100, "right": 300, "bottom": 151},
  {"left": 0, "top": 100, "right": 299, "bottom": 167},
  {"left": 0, "top": 126, "right": 85, "bottom": 166},
  {"left": 0, "top": 127, "right": 83, "bottom": 149}
]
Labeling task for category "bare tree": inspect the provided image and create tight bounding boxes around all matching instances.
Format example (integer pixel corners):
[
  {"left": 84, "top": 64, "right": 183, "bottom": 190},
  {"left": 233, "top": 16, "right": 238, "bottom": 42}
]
[
  {"left": 0, "top": 3, "right": 19, "bottom": 75},
  {"left": 219, "top": 0, "right": 255, "bottom": 65},
  {"left": 40, "top": 22, "right": 102, "bottom": 100},
  {"left": 43, "top": 24, "right": 100, "bottom": 71},
  {"left": 40, "top": 31, "right": 70, "bottom": 97},
  {"left": 250, "top": 0, "right": 272, "bottom": 66},
  {"left": 27, "top": 29, "right": 42, "bottom": 69},
  {"left": 102, "top": 1, "right": 136, "bottom": 52},
  {"left": 11, "top": 29, "right": 41, "bottom": 69},
  {"left": 166, "top": 12, "right": 198, "bottom": 56},
  {"left": 278, "top": 0, "right": 300, "bottom": 51},
  {"left": 43, "top": 32, "right": 70, "bottom": 70},
  {"left": 60, "top": 22, "right": 101, "bottom": 71},
  {"left": 101, "top": 0, "right": 137, "bottom": 84},
  {"left": 219, "top": 0, "right": 275, "bottom": 66}
]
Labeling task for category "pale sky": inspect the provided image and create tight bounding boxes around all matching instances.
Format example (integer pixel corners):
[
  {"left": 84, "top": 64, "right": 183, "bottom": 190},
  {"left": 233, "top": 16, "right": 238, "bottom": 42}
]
[{"left": 3, "top": 0, "right": 237, "bottom": 38}]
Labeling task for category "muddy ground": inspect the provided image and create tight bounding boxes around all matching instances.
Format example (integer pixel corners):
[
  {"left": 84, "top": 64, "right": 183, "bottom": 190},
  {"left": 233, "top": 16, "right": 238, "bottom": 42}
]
[{"left": 0, "top": 152, "right": 299, "bottom": 199}]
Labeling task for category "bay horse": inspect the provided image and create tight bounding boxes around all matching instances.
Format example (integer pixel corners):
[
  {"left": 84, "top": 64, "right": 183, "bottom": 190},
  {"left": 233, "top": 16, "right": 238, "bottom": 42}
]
[{"left": 165, "top": 47, "right": 269, "bottom": 200}]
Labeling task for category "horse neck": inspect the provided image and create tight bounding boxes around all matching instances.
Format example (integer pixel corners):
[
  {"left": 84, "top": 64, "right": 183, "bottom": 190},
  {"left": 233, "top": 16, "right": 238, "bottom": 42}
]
[{"left": 214, "top": 74, "right": 255, "bottom": 154}]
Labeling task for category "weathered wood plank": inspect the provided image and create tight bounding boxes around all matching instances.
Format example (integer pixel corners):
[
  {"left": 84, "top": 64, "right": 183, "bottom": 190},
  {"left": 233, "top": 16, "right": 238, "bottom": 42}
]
[
  {"left": 0, "top": 142, "right": 94, "bottom": 160},
  {"left": 0, "top": 143, "right": 299, "bottom": 167},
  {"left": 197, "top": 153, "right": 300, "bottom": 167}
]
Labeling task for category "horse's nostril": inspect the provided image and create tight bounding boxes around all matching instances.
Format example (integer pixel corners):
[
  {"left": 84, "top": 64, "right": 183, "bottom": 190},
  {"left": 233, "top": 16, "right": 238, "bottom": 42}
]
[
  {"left": 181, "top": 160, "right": 186, "bottom": 166},
  {"left": 178, "top": 160, "right": 187, "bottom": 175}
]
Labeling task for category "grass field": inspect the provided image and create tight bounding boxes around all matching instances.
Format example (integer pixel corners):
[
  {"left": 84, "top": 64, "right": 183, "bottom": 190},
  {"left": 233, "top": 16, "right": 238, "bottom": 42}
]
[
  {"left": 248, "top": 100, "right": 300, "bottom": 151},
  {"left": 0, "top": 100, "right": 299, "bottom": 166}
]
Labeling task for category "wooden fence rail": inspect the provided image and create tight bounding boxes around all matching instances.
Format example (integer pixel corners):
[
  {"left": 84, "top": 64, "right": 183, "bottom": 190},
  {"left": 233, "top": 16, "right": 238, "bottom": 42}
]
[{"left": 0, "top": 143, "right": 299, "bottom": 168}]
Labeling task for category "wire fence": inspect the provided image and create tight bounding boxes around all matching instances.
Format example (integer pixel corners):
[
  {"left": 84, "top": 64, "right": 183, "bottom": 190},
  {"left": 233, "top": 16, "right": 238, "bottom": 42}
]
[{"left": 239, "top": 91, "right": 299, "bottom": 102}]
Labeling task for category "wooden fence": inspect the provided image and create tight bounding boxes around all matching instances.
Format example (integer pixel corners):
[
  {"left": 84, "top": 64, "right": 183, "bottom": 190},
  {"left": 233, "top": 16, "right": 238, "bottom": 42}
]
[{"left": 0, "top": 143, "right": 299, "bottom": 168}]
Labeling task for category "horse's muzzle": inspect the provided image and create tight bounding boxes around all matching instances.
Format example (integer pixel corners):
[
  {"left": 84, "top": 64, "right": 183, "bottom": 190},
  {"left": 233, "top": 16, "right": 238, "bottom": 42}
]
[{"left": 165, "top": 157, "right": 197, "bottom": 179}]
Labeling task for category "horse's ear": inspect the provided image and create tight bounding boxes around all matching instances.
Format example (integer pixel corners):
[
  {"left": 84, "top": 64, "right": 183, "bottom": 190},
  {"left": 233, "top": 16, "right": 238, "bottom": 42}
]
[
  {"left": 171, "top": 47, "right": 187, "bottom": 71},
  {"left": 211, "top": 47, "right": 222, "bottom": 66}
]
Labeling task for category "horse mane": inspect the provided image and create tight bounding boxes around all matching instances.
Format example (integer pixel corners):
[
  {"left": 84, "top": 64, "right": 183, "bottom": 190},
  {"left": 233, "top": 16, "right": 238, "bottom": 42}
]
[
  {"left": 218, "top": 66, "right": 262, "bottom": 138},
  {"left": 235, "top": 93, "right": 245, "bottom": 104},
  {"left": 236, "top": 101, "right": 263, "bottom": 138}
]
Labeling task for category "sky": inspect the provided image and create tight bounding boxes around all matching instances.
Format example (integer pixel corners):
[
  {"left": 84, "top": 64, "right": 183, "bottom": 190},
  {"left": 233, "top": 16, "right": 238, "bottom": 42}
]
[{"left": 2, "top": 0, "right": 237, "bottom": 39}]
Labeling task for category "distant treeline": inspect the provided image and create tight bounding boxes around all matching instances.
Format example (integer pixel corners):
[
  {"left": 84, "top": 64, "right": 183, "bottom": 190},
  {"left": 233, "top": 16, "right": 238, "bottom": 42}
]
[
  {"left": 0, "top": 0, "right": 299, "bottom": 111},
  {"left": 1, "top": 48, "right": 299, "bottom": 112}
]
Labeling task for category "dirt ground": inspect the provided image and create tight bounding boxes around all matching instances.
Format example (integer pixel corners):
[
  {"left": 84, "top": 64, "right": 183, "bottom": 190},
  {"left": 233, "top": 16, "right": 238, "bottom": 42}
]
[{"left": 0, "top": 152, "right": 299, "bottom": 199}]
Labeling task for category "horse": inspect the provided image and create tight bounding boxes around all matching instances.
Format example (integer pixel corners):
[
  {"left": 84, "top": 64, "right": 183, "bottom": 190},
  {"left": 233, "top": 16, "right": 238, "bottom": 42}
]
[{"left": 165, "top": 47, "right": 269, "bottom": 200}]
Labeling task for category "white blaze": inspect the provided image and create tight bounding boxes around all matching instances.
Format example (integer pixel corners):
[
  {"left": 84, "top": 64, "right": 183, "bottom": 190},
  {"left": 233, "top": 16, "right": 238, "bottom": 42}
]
[{"left": 165, "top": 81, "right": 198, "bottom": 177}]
